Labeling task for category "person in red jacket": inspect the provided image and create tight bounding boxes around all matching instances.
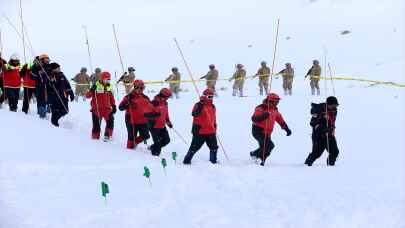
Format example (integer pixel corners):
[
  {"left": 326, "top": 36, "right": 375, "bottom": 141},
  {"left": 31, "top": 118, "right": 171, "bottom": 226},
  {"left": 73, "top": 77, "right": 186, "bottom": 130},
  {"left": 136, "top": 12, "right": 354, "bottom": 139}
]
[
  {"left": 86, "top": 71, "right": 116, "bottom": 141},
  {"left": 250, "top": 93, "right": 292, "bottom": 166},
  {"left": 20, "top": 62, "right": 36, "bottom": 114},
  {"left": 119, "top": 79, "right": 154, "bottom": 149},
  {"left": 148, "top": 88, "right": 173, "bottom": 156},
  {"left": 1, "top": 53, "right": 21, "bottom": 112},
  {"left": 183, "top": 88, "right": 218, "bottom": 164},
  {"left": 0, "top": 53, "right": 7, "bottom": 108}
]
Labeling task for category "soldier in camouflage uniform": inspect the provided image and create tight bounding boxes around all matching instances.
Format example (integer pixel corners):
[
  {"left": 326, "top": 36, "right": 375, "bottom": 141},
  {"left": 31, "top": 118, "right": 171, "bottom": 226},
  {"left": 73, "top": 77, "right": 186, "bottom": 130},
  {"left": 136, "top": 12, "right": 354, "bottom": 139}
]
[
  {"left": 72, "top": 67, "right": 90, "bottom": 101},
  {"left": 200, "top": 64, "right": 219, "bottom": 96},
  {"left": 90, "top": 67, "right": 102, "bottom": 87},
  {"left": 253, "top": 61, "right": 270, "bottom": 95},
  {"left": 165, "top": 67, "right": 181, "bottom": 99},
  {"left": 278, "top": 63, "right": 294, "bottom": 95},
  {"left": 229, "top": 64, "right": 246, "bottom": 97},
  {"left": 305, "top": 60, "right": 321, "bottom": 95},
  {"left": 118, "top": 66, "right": 136, "bottom": 94}
]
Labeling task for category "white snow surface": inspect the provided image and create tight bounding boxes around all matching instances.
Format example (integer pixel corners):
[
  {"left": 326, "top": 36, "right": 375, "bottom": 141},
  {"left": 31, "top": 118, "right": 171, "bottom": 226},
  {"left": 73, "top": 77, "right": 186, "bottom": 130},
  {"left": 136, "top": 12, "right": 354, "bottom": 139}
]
[
  {"left": 1, "top": 0, "right": 405, "bottom": 227},
  {"left": 1, "top": 75, "right": 404, "bottom": 228}
]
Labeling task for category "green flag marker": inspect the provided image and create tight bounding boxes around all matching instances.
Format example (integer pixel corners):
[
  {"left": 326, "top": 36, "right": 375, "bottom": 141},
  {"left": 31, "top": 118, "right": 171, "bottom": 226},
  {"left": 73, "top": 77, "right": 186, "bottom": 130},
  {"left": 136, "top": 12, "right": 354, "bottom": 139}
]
[
  {"left": 161, "top": 158, "right": 167, "bottom": 168},
  {"left": 171, "top": 152, "right": 177, "bottom": 163},
  {"left": 101, "top": 182, "right": 109, "bottom": 197},
  {"left": 143, "top": 166, "right": 150, "bottom": 178},
  {"left": 143, "top": 166, "right": 152, "bottom": 186}
]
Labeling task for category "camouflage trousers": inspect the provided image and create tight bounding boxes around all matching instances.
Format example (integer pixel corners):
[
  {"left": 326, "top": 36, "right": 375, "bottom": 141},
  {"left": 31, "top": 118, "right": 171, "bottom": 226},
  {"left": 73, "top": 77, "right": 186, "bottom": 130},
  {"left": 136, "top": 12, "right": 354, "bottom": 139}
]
[
  {"left": 258, "top": 79, "right": 269, "bottom": 95},
  {"left": 75, "top": 85, "right": 89, "bottom": 97},
  {"left": 310, "top": 78, "right": 320, "bottom": 95},
  {"left": 170, "top": 84, "right": 180, "bottom": 98},
  {"left": 233, "top": 80, "right": 245, "bottom": 97}
]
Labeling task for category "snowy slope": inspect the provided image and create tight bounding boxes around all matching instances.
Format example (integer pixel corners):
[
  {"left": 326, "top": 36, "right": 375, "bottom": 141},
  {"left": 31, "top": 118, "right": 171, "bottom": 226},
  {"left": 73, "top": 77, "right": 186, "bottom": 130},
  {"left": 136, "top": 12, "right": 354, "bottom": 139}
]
[
  {"left": 1, "top": 75, "right": 404, "bottom": 228},
  {"left": 1, "top": 0, "right": 405, "bottom": 227}
]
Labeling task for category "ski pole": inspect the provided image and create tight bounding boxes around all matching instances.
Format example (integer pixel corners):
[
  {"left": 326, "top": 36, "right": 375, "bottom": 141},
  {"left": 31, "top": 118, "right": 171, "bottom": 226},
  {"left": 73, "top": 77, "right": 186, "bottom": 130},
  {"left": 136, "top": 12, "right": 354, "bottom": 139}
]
[
  {"left": 262, "top": 19, "right": 280, "bottom": 164},
  {"left": 173, "top": 38, "right": 229, "bottom": 161},
  {"left": 170, "top": 127, "right": 188, "bottom": 146}
]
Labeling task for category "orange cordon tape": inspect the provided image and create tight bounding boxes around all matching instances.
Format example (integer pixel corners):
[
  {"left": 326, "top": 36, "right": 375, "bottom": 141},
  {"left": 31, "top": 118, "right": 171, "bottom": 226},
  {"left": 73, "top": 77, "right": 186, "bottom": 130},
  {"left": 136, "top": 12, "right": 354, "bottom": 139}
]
[{"left": 70, "top": 74, "right": 405, "bottom": 88}]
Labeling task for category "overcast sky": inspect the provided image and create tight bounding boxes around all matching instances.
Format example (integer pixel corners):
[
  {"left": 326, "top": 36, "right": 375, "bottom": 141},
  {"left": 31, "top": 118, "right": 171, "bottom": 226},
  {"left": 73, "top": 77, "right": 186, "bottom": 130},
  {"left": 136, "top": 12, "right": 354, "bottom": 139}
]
[{"left": 1, "top": 0, "right": 404, "bottom": 81}]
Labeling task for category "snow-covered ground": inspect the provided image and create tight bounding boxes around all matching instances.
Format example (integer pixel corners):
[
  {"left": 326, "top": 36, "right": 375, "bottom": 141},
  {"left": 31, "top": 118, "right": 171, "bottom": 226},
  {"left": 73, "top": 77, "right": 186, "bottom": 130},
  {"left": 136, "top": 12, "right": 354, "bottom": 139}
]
[
  {"left": 1, "top": 72, "right": 404, "bottom": 227},
  {"left": 1, "top": 0, "right": 405, "bottom": 227}
]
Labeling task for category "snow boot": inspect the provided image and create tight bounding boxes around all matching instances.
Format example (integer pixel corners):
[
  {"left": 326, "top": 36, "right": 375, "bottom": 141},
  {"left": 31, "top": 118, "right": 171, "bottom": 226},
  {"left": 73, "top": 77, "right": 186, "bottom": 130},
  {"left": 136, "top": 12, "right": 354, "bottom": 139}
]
[
  {"left": 183, "top": 151, "right": 195, "bottom": 164},
  {"left": 92, "top": 132, "right": 100, "bottom": 140},
  {"left": 127, "top": 140, "right": 135, "bottom": 149},
  {"left": 209, "top": 149, "right": 218, "bottom": 164}
]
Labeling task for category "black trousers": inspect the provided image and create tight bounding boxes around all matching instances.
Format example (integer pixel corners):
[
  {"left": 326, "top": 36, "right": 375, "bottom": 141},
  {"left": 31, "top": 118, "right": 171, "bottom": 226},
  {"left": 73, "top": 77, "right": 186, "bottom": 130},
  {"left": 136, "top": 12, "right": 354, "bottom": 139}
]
[
  {"left": 305, "top": 135, "right": 339, "bottom": 166},
  {"left": 0, "top": 77, "right": 4, "bottom": 104},
  {"left": 22, "top": 87, "right": 35, "bottom": 114},
  {"left": 51, "top": 111, "right": 64, "bottom": 127},
  {"left": 125, "top": 114, "right": 150, "bottom": 143},
  {"left": 183, "top": 134, "right": 218, "bottom": 163},
  {"left": 251, "top": 126, "right": 275, "bottom": 164},
  {"left": 92, "top": 113, "right": 114, "bottom": 137},
  {"left": 5, "top": 88, "right": 20, "bottom": 111},
  {"left": 150, "top": 127, "right": 171, "bottom": 156}
]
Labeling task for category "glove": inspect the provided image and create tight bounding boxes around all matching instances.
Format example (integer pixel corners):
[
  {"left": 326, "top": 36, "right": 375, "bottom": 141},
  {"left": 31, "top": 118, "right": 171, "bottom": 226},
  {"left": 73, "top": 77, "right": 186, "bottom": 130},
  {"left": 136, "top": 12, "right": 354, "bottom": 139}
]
[
  {"left": 285, "top": 127, "right": 292, "bottom": 136},
  {"left": 69, "top": 93, "right": 75, "bottom": 102},
  {"left": 111, "top": 105, "right": 117, "bottom": 114},
  {"left": 167, "top": 121, "right": 173, "bottom": 128}
]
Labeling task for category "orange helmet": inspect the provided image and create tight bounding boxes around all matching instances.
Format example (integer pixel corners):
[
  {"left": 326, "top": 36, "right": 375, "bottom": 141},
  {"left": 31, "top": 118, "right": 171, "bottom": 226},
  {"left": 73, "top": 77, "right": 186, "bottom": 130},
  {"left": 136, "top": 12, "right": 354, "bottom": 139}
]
[
  {"left": 101, "top": 71, "right": 111, "bottom": 81},
  {"left": 267, "top": 93, "right": 281, "bottom": 102},
  {"left": 39, "top": 54, "right": 49, "bottom": 60},
  {"left": 203, "top": 88, "right": 214, "bottom": 96},
  {"left": 133, "top": 79, "right": 145, "bottom": 89},
  {"left": 159, "top": 88, "right": 172, "bottom": 98}
]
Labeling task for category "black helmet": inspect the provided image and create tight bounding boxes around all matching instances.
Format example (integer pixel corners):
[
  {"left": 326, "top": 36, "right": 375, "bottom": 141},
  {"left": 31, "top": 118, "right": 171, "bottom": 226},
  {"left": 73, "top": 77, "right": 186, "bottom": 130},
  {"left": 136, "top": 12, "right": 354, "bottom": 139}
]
[{"left": 326, "top": 96, "right": 339, "bottom": 105}]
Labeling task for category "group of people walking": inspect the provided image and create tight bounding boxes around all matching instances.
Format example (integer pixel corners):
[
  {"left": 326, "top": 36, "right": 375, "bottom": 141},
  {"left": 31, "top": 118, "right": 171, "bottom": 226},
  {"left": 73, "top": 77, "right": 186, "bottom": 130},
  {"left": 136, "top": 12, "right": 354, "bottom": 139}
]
[{"left": 0, "top": 52, "right": 339, "bottom": 167}]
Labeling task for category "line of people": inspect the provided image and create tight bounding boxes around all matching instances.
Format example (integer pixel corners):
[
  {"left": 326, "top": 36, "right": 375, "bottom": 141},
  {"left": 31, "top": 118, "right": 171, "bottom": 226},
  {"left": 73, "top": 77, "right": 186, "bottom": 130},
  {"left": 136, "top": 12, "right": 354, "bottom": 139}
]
[
  {"left": 0, "top": 52, "right": 339, "bottom": 167},
  {"left": 68, "top": 59, "right": 322, "bottom": 101}
]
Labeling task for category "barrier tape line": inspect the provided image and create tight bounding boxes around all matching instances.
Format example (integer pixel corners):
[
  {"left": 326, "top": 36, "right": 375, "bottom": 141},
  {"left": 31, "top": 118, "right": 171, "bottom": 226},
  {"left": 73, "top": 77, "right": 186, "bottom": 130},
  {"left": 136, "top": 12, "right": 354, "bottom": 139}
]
[{"left": 68, "top": 74, "right": 405, "bottom": 88}]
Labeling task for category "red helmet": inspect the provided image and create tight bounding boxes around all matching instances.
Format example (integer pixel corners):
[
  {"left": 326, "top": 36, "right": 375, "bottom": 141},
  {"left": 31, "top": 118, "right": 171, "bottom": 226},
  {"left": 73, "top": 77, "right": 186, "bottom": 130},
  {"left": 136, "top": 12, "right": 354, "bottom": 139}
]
[
  {"left": 203, "top": 88, "right": 214, "bottom": 96},
  {"left": 133, "top": 79, "right": 145, "bottom": 89},
  {"left": 159, "top": 88, "right": 172, "bottom": 97},
  {"left": 267, "top": 93, "right": 281, "bottom": 102},
  {"left": 101, "top": 71, "right": 111, "bottom": 81}
]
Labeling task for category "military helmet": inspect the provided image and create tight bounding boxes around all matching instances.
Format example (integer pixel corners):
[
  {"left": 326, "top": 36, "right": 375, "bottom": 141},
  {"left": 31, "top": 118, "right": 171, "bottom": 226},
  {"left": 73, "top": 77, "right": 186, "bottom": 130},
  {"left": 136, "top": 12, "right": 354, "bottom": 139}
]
[
  {"left": 285, "top": 62, "right": 291, "bottom": 67},
  {"left": 236, "top": 63, "right": 243, "bottom": 68},
  {"left": 209, "top": 64, "right": 215, "bottom": 69},
  {"left": 80, "top": 67, "right": 87, "bottom": 73},
  {"left": 313, "top": 59, "right": 319, "bottom": 65},
  {"left": 128, "top": 66, "right": 135, "bottom": 72},
  {"left": 95, "top": 67, "right": 102, "bottom": 73},
  {"left": 261, "top": 61, "right": 267, "bottom": 65},
  {"left": 171, "top": 67, "right": 178, "bottom": 72}
]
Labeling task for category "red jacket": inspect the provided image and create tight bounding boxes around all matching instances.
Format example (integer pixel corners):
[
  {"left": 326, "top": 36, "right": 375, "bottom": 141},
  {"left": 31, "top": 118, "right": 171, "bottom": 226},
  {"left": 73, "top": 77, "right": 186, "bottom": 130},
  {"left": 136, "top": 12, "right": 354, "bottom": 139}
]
[
  {"left": 192, "top": 96, "right": 216, "bottom": 135},
  {"left": 252, "top": 104, "right": 286, "bottom": 135},
  {"left": 151, "top": 96, "right": 171, "bottom": 129},
  {"left": 119, "top": 91, "right": 154, "bottom": 124},
  {"left": 3, "top": 64, "right": 21, "bottom": 88},
  {"left": 22, "top": 67, "right": 35, "bottom": 88},
  {"left": 86, "top": 81, "right": 115, "bottom": 119}
]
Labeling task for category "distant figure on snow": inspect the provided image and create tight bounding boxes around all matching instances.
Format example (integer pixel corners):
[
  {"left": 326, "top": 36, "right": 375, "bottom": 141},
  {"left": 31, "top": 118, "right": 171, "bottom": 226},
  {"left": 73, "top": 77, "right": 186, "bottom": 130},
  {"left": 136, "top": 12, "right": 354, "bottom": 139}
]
[
  {"left": 305, "top": 59, "right": 321, "bottom": 95},
  {"left": 72, "top": 67, "right": 90, "bottom": 102}
]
